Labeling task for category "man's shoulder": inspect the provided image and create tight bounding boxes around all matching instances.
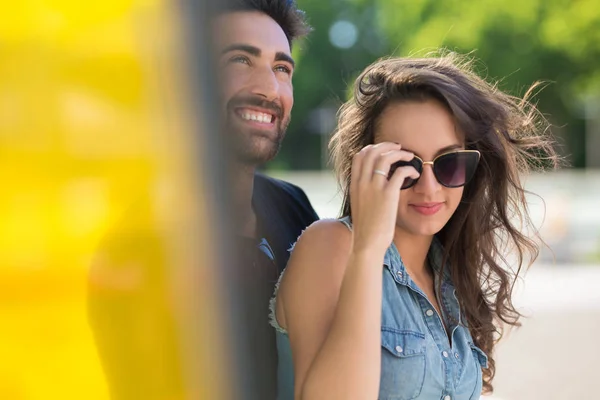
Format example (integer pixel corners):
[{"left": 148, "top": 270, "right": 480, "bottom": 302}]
[
  {"left": 253, "top": 172, "right": 319, "bottom": 271},
  {"left": 254, "top": 172, "right": 309, "bottom": 202},
  {"left": 253, "top": 172, "right": 319, "bottom": 224}
]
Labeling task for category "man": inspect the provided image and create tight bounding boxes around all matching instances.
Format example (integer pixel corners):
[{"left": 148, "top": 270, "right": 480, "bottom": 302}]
[
  {"left": 213, "top": 0, "right": 318, "bottom": 398},
  {"left": 214, "top": 0, "right": 317, "bottom": 267},
  {"left": 88, "top": 1, "right": 317, "bottom": 399}
]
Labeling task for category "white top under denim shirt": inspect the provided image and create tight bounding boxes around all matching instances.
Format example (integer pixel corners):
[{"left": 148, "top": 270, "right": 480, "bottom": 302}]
[{"left": 269, "top": 216, "right": 489, "bottom": 400}]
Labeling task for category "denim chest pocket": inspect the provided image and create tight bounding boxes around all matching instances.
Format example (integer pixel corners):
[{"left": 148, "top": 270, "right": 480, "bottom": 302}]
[{"left": 379, "top": 328, "right": 426, "bottom": 400}]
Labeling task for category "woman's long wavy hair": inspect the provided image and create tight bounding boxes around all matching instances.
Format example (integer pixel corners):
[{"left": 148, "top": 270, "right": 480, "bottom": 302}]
[{"left": 329, "top": 53, "right": 559, "bottom": 393}]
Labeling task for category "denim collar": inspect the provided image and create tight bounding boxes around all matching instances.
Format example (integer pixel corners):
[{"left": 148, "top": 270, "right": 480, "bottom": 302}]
[
  {"left": 384, "top": 236, "right": 464, "bottom": 326},
  {"left": 338, "top": 216, "right": 453, "bottom": 288},
  {"left": 383, "top": 236, "right": 453, "bottom": 289}
]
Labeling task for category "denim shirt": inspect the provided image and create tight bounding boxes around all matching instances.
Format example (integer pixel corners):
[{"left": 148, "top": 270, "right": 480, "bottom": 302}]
[{"left": 270, "top": 217, "right": 488, "bottom": 400}]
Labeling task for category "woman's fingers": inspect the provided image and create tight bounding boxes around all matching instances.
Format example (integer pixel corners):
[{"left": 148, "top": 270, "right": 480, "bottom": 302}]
[
  {"left": 387, "top": 165, "right": 420, "bottom": 192},
  {"left": 350, "top": 142, "right": 418, "bottom": 217},
  {"left": 358, "top": 142, "right": 401, "bottom": 184},
  {"left": 371, "top": 150, "right": 415, "bottom": 183}
]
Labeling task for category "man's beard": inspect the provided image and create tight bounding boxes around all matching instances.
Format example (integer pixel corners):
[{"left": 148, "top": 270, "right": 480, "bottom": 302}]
[
  {"left": 224, "top": 95, "right": 290, "bottom": 166},
  {"left": 229, "top": 122, "right": 288, "bottom": 165}
]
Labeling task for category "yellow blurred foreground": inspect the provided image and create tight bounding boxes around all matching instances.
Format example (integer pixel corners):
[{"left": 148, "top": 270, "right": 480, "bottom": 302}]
[{"left": 0, "top": 1, "right": 227, "bottom": 399}]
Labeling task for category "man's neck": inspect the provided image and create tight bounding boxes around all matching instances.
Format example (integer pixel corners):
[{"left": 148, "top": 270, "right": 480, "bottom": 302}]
[{"left": 232, "top": 163, "right": 257, "bottom": 238}]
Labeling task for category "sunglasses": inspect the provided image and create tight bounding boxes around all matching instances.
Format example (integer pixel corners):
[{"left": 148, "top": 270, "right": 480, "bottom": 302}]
[{"left": 389, "top": 150, "right": 481, "bottom": 190}]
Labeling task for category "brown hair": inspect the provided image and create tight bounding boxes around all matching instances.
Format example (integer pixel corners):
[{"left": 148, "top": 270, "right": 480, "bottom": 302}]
[{"left": 329, "top": 52, "right": 559, "bottom": 393}]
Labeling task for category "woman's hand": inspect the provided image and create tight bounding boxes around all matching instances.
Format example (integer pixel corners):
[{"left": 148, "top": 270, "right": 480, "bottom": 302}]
[{"left": 349, "top": 142, "right": 420, "bottom": 255}]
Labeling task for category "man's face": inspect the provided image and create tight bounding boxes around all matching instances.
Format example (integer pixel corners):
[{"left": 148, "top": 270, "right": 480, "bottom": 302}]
[{"left": 213, "top": 11, "right": 294, "bottom": 165}]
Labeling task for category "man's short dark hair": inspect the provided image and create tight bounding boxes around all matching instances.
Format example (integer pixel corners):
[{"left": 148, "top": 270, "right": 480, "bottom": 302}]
[{"left": 221, "top": 0, "right": 312, "bottom": 47}]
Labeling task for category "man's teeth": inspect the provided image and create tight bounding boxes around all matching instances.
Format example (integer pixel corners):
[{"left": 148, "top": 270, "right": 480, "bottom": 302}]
[{"left": 241, "top": 111, "right": 273, "bottom": 123}]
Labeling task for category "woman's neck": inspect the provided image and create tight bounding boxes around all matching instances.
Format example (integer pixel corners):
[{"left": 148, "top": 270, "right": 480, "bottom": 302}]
[{"left": 393, "top": 229, "right": 434, "bottom": 278}]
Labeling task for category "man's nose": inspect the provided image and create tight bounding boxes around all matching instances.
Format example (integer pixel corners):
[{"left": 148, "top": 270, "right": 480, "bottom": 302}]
[{"left": 249, "top": 67, "right": 279, "bottom": 101}]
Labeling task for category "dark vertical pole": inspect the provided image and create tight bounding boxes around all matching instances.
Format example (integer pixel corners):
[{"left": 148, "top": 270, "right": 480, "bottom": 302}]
[{"left": 175, "top": 1, "right": 260, "bottom": 399}]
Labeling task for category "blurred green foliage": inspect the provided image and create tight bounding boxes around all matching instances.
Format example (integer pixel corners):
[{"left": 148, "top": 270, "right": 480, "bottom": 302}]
[{"left": 275, "top": 0, "right": 600, "bottom": 170}]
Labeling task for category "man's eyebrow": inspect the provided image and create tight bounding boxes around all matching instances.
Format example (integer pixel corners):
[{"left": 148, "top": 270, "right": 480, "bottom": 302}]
[
  {"left": 221, "top": 43, "right": 261, "bottom": 57},
  {"left": 220, "top": 45, "right": 295, "bottom": 68},
  {"left": 275, "top": 52, "right": 295, "bottom": 68}
]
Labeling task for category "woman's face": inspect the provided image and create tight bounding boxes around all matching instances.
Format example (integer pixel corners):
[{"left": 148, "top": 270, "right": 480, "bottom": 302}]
[{"left": 374, "top": 99, "right": 465, "bottom": 237}]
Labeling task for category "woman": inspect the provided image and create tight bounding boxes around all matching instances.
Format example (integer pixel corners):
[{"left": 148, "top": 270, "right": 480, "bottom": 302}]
[{"left": 269, "top": 53, "right": 558, "bottom": 399}]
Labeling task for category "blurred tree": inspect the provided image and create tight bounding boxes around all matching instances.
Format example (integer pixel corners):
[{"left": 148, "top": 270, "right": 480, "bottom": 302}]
[
  {"left": 276, "top": 0, "right": 599, "bottom": 170},
  {"left": 377, "top": 0, "right": 600, "bottom": 168},
  {"left": 275, "top": 0, "right": 389, "bottom": 170}
]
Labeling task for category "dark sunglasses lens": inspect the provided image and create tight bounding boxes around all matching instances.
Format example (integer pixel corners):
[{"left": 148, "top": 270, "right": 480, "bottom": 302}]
[
  {"left": 389, "top": 157, "right": 422, "bottom": 189},
  {"left": 400, "top": 177, "right": 417, "bottom": 190},
  {"left": 434, "top": 152, "right": 479, "bottom": 187}
]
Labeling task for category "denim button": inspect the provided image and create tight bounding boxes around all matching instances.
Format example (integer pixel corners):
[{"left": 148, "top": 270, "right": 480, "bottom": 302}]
[
  {"left": 444, "top": 396, "right": 451, "bottom": 400},
  {"left": 395, "top": 345, "right": 403, "bottom": 353},
  {"left": 442, "top": 351, "right": 449, "bottom": 358},
  {"left": 455, "top": 352, "right": 460, "bottom": 359},
  {"left": 426, "top": 309, "right": 434, "bottom": 317}
]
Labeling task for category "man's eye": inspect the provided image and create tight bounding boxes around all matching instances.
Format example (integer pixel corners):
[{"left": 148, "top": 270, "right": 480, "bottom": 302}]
[
  {"left": 230, "top": 55, "right": 250, "bottom": 65},
  {"left": 275, "top": 65, "right": 292, "bottom": 74}
]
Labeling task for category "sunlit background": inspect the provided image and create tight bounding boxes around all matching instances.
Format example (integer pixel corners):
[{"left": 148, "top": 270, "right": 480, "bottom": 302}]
[
  {"left": 274, "top": 1, "right": 600, "bottom": 399},
  {"left": 1, "top": 0, "right": 599, "bottom": 399}
]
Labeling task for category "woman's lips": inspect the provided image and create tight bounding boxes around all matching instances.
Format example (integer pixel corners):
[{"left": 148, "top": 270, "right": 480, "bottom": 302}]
[{"left": 409, "top": 202, "right": 444, "bottom": 216}]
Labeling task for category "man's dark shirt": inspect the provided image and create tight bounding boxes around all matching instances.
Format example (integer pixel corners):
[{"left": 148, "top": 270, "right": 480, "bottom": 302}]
[
  {"left": 88, "top": 173, "right": 318, "bottom": 400},
  {"left": 253, "top": 173, "right": 319, "bottom": 273},
  {"left": 236, "top": 173, "right": 319, "bottom": 399}
]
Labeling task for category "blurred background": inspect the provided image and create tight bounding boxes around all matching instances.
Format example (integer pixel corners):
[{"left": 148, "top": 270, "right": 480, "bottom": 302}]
[
  {"left": 0, "top": 0, "right": 598, "bottom": 399},
  {"left": 272, "top": 1, "right": 600, "bottom": 399}
]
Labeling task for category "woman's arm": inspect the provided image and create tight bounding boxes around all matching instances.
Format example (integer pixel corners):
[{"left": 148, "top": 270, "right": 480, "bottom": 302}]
[
  {"left": 280, "top": 219, "right": 385, "bottom": 400},
  {"left": 278, "top": 143, "right": 420, "bottom": 400}
]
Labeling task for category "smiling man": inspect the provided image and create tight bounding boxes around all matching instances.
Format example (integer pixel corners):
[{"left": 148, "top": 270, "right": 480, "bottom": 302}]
[
  {"left": 213, "top": 1, "right": 318, "bottom": 398},
  {"left": 217, "top": 25, "right": 294, "bottom": 166}
]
